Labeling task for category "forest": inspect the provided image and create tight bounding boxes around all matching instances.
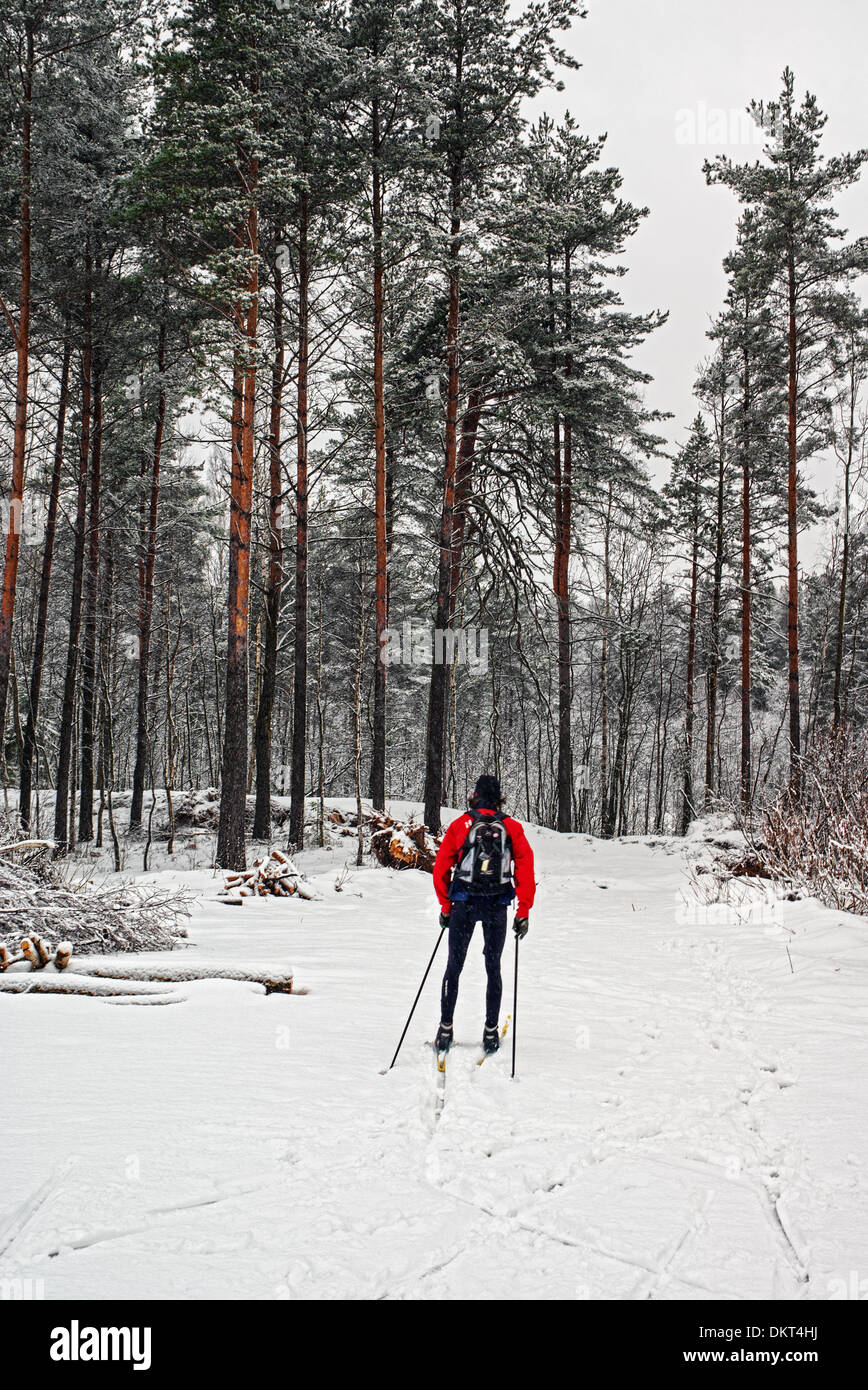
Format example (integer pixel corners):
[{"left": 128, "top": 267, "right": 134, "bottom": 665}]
[{"left": 1, "top": 0, "right": 867, "bottom": 873}]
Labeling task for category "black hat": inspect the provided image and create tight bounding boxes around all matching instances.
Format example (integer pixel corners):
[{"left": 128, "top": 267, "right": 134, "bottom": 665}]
[{"left": 471, "top": 775, "right": 502, "bottom": 810}]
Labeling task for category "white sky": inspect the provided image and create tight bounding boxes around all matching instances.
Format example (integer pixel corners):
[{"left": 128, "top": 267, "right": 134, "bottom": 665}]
[{"left": 534, "top": 0, "right": 868, "bottom": 486}]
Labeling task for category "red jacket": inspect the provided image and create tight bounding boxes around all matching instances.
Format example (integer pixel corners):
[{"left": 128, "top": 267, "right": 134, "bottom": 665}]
[{"left": 433, "top": 808, "right": 536, "bottom": 918}]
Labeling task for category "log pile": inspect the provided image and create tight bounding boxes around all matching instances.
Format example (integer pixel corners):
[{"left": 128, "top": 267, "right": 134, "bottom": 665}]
[
  {"left": 217, "top": 848, "right": 316, "bottom": 904},
  {"left": 327, "top": 808, "right": 441, "bottom": 873},
  {"left": 0, "top": 932, "right": 72, "bottom": 974},
  {"left": 0, "top": 835, "right": 191, "bottom": 953}
]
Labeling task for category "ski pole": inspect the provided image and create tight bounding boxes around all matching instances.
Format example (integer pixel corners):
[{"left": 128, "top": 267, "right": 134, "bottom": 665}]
[
  {"left": 388, "top": 928, "right": 445, "bottom": 1070},
  {"left": 511, "top": 933, "right": 519, "bottom": 1079}
]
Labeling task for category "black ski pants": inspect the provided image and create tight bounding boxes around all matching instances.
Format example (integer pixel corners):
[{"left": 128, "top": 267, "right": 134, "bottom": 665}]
[{"left": 440, "top": 897, "right": 508, "bottom": 1030}]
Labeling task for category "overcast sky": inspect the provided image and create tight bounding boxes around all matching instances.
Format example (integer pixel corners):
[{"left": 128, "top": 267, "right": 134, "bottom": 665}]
[{"left": 533, "top": 0, "right": 868, "bottom": 482}]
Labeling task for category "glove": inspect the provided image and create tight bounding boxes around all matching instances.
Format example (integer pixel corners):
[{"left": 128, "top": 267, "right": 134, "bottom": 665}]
[
  {"left": 513, "top": 915, "right": 529, "bottom": 939},
  {"left": 439, "top": 911, "right": 450, "bottom": 930}
]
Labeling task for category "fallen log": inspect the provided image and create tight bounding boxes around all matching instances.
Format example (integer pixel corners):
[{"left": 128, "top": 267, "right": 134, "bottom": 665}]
[
  {"left": 75, "top": 962, "right": 295, "bottom": 994},
  {"left": 0, "top": 839, "right": 55, "bottom": 856},
  {"left": 0, "top": 972, "right": 185, "bottom": 999},
  {"left": 0, "top": 963, "right": 296, "bottom": 1001}
]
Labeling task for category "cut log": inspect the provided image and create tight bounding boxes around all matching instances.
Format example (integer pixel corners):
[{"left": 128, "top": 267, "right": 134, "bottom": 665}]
[
  {"left": 0, "top": 962, "right": 295, "bottom": 1000},
  {"left": 33, "top": 935, "right": 54, "bottom": 967},
  {"left": 75, "top": 962, "right": 294, "bottom": 993},
  {"left": 0, "top": 972, "right": 183, "bottom": 998},
  {"left": 217, "top": 847, "right": 314, "bottom": 904},
  {"left": 20, "top": 938, "right": 40, "bottom": 967}
]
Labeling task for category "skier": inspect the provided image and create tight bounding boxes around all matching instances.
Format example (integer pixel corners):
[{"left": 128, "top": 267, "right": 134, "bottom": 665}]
[{"left": 432, "top": 775, "right": 535, "bottom": 1054}]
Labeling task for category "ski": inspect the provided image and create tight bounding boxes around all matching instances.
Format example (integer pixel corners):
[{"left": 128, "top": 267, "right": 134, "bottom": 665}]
[
  {"left": 434, "top": 1046, "right": 447, "bottom": 1118},
  {"left": 476, "top": 1015, "right": 511, "bottom": 1066}
]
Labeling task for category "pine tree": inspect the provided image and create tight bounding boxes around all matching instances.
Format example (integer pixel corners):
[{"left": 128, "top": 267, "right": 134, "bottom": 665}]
[
  {"left": 147, "top": 0, "right": 293, "bottom": 867},
  {"left": 706, "top": 70, "right": 868, "bottom": 794},
  {"left": 418, "top": 0, "right": 582, "bottom": 833},
  {"left": 519, "top": 113, "right": 664, "bottom": 830},
  {"left": 664, "top": 417, "right": 716, "bottom": 832},
  {"left": 341, "top": 0, "right": 425, "bottom": 812},
  {"left": 829, "top": 301, "right": 868, "bottom": 728},
  {"left": 715, "top": 211, "right": 787, "bottom": 805}
]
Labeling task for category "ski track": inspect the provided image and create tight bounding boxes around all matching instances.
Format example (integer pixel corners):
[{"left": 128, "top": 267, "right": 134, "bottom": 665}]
[{"left": 2, "top": 804, "right": 867, "bottom": 1300}]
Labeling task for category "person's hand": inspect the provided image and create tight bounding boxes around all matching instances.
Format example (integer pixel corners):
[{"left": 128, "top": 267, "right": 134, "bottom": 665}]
[
  {"left": 439, "top": 911, "right": 450, "bottom": 929},
  {"left": 513, "top": 915, "right": 529, "bottom": 939}
]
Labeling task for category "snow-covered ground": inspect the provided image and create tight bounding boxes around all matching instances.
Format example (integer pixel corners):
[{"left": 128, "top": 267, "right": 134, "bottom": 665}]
[{"left": 2, "top": 803, "right": 867, "bottom": 1300}]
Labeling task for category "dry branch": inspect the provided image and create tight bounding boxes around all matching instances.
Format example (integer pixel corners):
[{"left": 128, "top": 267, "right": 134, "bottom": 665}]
[{"left": 0, "top": 828, "right": 191, "bottom": 954}]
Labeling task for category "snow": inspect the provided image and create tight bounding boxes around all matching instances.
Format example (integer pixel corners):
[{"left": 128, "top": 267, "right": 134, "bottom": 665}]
[{"left": 2, "top": 803, "right": 867, "bottom": 1300}]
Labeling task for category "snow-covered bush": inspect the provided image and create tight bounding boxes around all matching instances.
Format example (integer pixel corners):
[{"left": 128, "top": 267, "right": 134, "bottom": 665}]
[
  {"left": 750, "top": 730, "right": 868, "bottom": 916},
  {"left": 172, "top": 788, "right": 290, "bottom": 834}
]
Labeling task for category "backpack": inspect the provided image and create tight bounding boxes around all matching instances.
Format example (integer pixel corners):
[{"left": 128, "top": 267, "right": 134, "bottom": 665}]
[{"left": 452, "top": 812, "right": 513, "bottom": 897}]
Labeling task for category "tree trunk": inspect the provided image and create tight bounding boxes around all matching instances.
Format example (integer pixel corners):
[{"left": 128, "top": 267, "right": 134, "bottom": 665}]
[
  {"left": 555, "top": 242, "right": 573, "bottom": 833},
  {"left": 705, "top": 382, "right": 725, "bottom": 807},
  {"left": 130, "top": 320, "right": 168, "bottom": 830},
  {"left": 354, "top": 545, "right": 367, "bottom": 866},
  {"left": 253, "top": 257, "right": 285, "bottom": 841},
  {"left": 600, "top": 491, "right": 613, "bottom": 836},
  {"left": 0, "top": 20, "right": 34, "bottom": 742},
  {"left": 78, "top": 360, "right": 103, "bottom": 841},
  {"left": 54, "top": 277, "right": 92, "bottom": 855},
  {"left": 740, "top": 327, "right": 752, "bottom": 806},
  {"left": 216, "top": 178, "right": 259, "bottom": 871},
  {"left": 369, "top": 96, "right": 388, "bottom": 811},
  {"left": 164, "top": 577, "right": 181, "bottom": 857},
  {"left": 315, "top": 566, "right": 325, "bottom": 846},
  {"left": 289, "top": 191, "right": 309, "bottom": 850},
  {"left": 97, "top": 532, "right": 115, "bottom": 863},
  {"left": 424, "top": 162, "right": 462, "bottom": 833},
  {"left": 449, "top": 391, "right": 482, "bottom": 622},
  {"left": 681, "top": 531, "right": 699, "bottom": 835},
  {"left": 786, "top": 246, "right": 801, "bottom": 792},
  {"left": 832, "top": 350, "right": 856, "bottom": 728},
  {"left": 19, "top": 326, "right": 71, "bottom": 830}
]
